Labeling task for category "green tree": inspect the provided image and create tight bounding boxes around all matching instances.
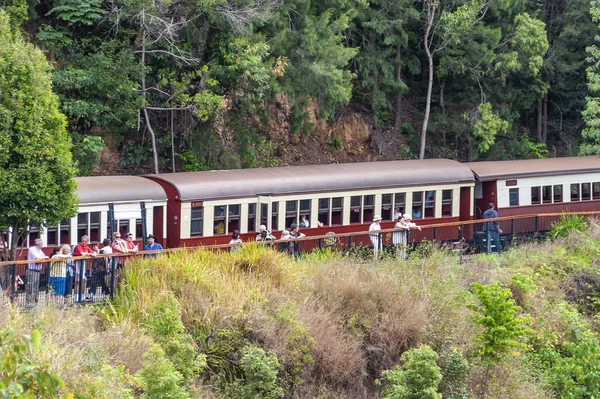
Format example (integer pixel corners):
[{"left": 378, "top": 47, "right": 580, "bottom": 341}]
[
  {"left": 0, "top": 10, "right": 78, "bottom": 262},
  {"left": 377, "top": 345, "right": 443, "bottom": 399},
  {"left": 581, "top": 0, "right": 600, "bottom": 155},
  {"left": 468, "top": 282, "right": 532, "bottom": 397}
]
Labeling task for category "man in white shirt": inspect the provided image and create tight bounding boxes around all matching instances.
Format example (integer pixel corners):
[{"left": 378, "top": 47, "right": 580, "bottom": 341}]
[{"left": 26, "top": 238, "right": 48, "bottom": 305}]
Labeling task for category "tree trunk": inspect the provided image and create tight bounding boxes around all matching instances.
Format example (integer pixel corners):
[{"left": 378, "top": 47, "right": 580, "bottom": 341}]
[
  {"left": 543, "top": 93, "right": 548, "bottom": 143},
  {"left": 420, "top": 44, "right": 434, "bottom": 160},
  {"left": 140, "top": 28, "right": 160, "bottom": 174},
  {"left": 420, "top": 0, "right": 436, "bottom": 160},
  {"left": 440, "top": 79, "right": 446, "bottom": 145},
  {"left": 394, "top": 44, "right": 403, "bottom": 135},
  {"left": 536, "top": 98, "right": 543, "bottom": 142},
  {"left": 171, "top": 110, "right": 176, "bottom": 172}
]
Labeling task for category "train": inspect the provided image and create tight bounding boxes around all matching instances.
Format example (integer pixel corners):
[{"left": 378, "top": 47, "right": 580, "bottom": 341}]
[{"left": 20, "top": 156, "right": 600, "bottom": 250}]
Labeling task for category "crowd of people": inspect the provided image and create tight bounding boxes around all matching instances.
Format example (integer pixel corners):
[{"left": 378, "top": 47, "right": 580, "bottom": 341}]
[{"left": 22, "top": 232, "right": 163, "bottom": 306}]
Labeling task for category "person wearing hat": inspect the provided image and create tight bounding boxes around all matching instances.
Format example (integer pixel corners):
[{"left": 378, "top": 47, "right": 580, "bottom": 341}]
[
  {"left": 144, "top": 233, "right": 163, "bottom": 258},
  {"left": 392, "top": 214, "right": 407, "bottom": 258},
  {"left": 256, "top": 224, "right": 276, "bottom": 242},
  {"left": 369, "top": 215, "right": 383, "bottom": 259}
]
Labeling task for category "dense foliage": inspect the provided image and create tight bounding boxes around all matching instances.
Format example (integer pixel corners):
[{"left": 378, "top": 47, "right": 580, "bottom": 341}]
[
  {"left": 0, "top": 9, "right": 77, "bottom": 261},
  {"left": 1, "top": 0, "right": 598, "bottom": 174},
  {"left": 3, "top": 217, "right": 600, "bottom": 397}
]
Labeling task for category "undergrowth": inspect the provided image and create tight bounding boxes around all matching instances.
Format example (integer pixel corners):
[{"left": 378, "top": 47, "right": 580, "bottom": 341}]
[{"left": 3, "top": 222, "right": 600, "bottom": 398}]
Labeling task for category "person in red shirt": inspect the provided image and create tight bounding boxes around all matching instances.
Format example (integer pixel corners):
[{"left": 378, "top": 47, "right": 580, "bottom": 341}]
[{"left": 73, "top": 235, "right": 96, "bottom": 302}]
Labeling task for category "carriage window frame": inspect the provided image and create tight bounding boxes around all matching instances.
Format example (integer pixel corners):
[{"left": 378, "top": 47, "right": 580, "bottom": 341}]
[
  {"left": 582, "top": 183, "right": 591, "bottom": 201},
  {"left": 382, "top": 193, "right": 393, "bottom": 221},
  {"left": 553, "top": 185, "right": 563, "bottom": 203},
  {"left": 363, "top": 195, "right": 375, "bottom": 223},
  {"left": 531, "top": 187, "right": 541, "bottom": 205},
  {"left": 191, "top": 207, "right": 203, "bottom": 237},
  {"left": 247, "top": 203, "right": 256, "bottom": 232},
  {"left": 509, "top": 188, "right": 519, "bottom": 206},
  {"left": 594, "top": 182, "right": 600, "bottom": 200},
  {"left": 213, "top": 204, "right": 240, "bottom": 235},
  {"left": 424, "top": 190, "right": 435, "bottom": 218},
  {"left": 412, "top": 192, "right": 423, "bottom": 219},
  {"left": 542, "top": 185, "right": 552, "bottom": 204},
  {"left": 441, "top": 189, "right": 452, "bottom": 217},
  {"left": 350, "top": 196, "right": 362, "bottom": 224},
  {"left": 571, "top": 184, "right": 580, "bottom": 202}
]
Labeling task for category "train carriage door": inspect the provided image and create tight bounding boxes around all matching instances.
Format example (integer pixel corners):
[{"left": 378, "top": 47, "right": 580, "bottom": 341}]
[
  {"left": 153, "top": 206, "right": 164, "bottom": 247},
  {"left": 257, "top": 195, "right": 273, "bottom": 232},
  {"left": 474, "top": 181, "right": 497, "bottom": 219},
  {"left": 459, "top": 186, "right": 471, "bottom": 221}
]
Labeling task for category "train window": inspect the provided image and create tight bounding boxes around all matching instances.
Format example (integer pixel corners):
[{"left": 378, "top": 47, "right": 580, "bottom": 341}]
[
  {"left": 248, "top": 204, "right": 256, "bottom": 232},
  {"left": 553, "top": 185, "right": 562, "bottom": 203},
  {"left": 261, "top": 204, "right": 268, "bottom": 226},
  {"left": 271, "top": 202, "right": 279, "bottom": 230},
  {"left": 542, "top": 185, "right": 552, "bottom": 204},
  {"left": 394, "top": 193, "right": 405, "bottom": 218},
  {"left": 594, "top": 183, "right": 600, "bottom": 200},
  {"left": 332, "top": 197, "right": 343, "bottom": 225},
  {"left": 412, "top": 192, "right": 423, "bottom": 219},
  {"left": 509, "top": 188, "right": 519, "bottom": 206},
  {"left": 286, "top": 200, "right": 297, "bottom": 228},
  {"left": 136, "top": 219, "right": 143, "bottom": 238},
  {"left": 424, "top": 191, "right": 435, "bottom": 218},
  {"left": 77, "top": 213, "right": 88, "bottom": 240},
  {"left": 191, "top": 208, "right": 203, "bottom": 236},
  {"left": 228, "top": 205, "right": 240, "bottom": 233},
  {"left": 442, "top": 190, "right": 452, "bottom": 216},
  {"left": 382, "top": 194, "right": 393, "bottom": 220},
  {"left": 582, "top": 183, "right": 591, "bottom": 200},
  {"left": 363, "top": 195, "right": 375, "bottom": 223},
  {"left": 318, "top": 198, "right": 330, "bottom": 226},
  {"left": 300, "top": 199, "right": 311, "bottom": 215},
  {"left": 531, "top": 187, "right": 541, "bottom": 204},
  {"left": 60, "top": 219, "right": 70, "bottom": 244},
  {"left": 214, "top": 205, "right": 226, "bottom": 234},
  {"left": 571, "top": 184, "right": 580, "bottom": 201},
  {"left": 47, "top": 224, "right": 58, "bottom": 245},
  {"left": 28, "top": 221, "right": 40, "bottom": 247},
  {"left": 90, "top": 212, "right": 100, "bottom": 241},
  {"left": 118, "top": 220, "right": 129, "bottom": 238},
  {"left": 214, "top": 204, "right": 241, "bottom": 235},
  {"left": 350, "top": 196, "right": 361, "bottom": 224}
]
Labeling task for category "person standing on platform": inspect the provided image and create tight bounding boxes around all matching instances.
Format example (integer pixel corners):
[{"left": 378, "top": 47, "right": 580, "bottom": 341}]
[
  {"left": 144, "top": 234, "right": 163, "bottom": 258},
  {"left": 26, "top": 239, "right": 48, "bottom": 306},
  {"left": 483, "top": 202, "right": 503, "bottom": 254},
  {"left": 369, "top": 216, "right": 383, "bottom": 259}
]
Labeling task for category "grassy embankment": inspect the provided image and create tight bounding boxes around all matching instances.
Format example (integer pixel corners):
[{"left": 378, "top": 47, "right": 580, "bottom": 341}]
[{"left": 2, "top": 215, "right": 600, "bottom": 398}]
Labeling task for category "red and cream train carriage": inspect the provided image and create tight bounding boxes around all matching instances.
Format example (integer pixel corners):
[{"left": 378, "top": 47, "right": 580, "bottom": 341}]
[{"left": 145, "top": 159, "right": 475, "bottom": 247}]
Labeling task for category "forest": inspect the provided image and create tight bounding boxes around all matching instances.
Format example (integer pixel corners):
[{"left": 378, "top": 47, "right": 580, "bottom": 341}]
[{"left": 3, "top": 0, "right": 600, "bottom": 176}]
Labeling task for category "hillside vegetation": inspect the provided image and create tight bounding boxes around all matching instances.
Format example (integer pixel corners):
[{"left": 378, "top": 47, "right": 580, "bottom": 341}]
[
  {"left": 2, "top": 1, "right": 600, "bottom": 173},
  {"left": 2, "top": 218, "right": 600, "bottom": 398}
]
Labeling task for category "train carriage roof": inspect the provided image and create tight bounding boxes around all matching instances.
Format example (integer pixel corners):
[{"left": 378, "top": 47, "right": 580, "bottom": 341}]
[
  {"left": 145, "top": 159, "right": 474, "bottom": 201},
  {"left": 76, "top": 176, "right": 167, "bottom": 204},
  {"left": 466, "top": 156, "right": 600, "bottom": 182}
]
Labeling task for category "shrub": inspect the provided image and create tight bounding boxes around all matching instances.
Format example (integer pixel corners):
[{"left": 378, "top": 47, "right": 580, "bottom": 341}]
[
  {"left": 221, "top": 346, "right": 284, "bottom": 399},
  {"left": 439, "top": 349, "right": 470, "bottom": 399},
  {"left": 0, "top": 327, "right": 68, "bottom": 398},
  {"left": 377, "top": 345, "right": 442, "bottom": 399},
  {"left": 136, "top": 344, "right": 190, "bottom": 399},
  {"left": 549, "top": 214, "right": 587, "bottom": 240}
]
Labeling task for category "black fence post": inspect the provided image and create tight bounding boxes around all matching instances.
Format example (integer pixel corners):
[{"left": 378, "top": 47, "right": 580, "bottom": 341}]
[
  {"left": 433, "top": 227, "right": 437, "bottom": 241},
  {"left": 140, "top": 201, "right": 147, "bottom": 243},
  {"left": 348, "top": 235, "right": 353, "bottom": 248},
  {"left": 109, "top": 256, "right": 116, "bottom": 301},
  {"left": 318, "top": 238, "right": 323, "bottom": 250},
  {"left": 535, "top": 216, "right": 539, "bottom": 232},
  {"left": 10, "top": 263, "right": 16, "bottom": 301}
]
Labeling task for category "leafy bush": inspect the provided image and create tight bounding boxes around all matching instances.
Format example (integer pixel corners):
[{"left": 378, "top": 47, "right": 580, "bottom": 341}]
[
  {"left": 439, "top": 349, "right": 470, "bottom": 399},
  {"left": 142, "top": 296, "right": 201, "bottom": 380},
  {"left": 468, "top": 282, "right": 532, "bottom": 364},
  {"left": 221, "top": 346, "right": 284, "bottom": 399},
  {"left": 0, "top": 327, "right": 68, "bottom": 398},
  {"left": 549, "top": 214, "right": 587, "bottom": 239},
  {"left": 377, "top": 345, "right": 442, "bottom": 399},
  {"left": 136, "top": 344, "right": 190, "bottom": 399},
  {"left": 528, "top": 302, "right": 600, "bottom": 398}
]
